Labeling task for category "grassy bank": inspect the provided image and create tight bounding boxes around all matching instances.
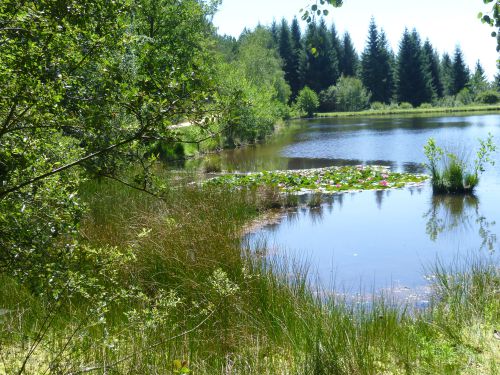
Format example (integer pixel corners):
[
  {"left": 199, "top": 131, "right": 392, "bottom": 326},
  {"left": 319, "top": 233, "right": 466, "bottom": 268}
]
[
  {"left": 0, "top": 180, "right": 499, "bottom": 374},
  {"left": 316, "top": 104, "right": 500, "bottom": 118}
]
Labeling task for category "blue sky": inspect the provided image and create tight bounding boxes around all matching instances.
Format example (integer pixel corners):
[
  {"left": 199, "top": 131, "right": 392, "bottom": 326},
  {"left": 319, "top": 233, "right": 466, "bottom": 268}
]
[{"left": 213, "top": 0, "right": 498, "bottom": 80}]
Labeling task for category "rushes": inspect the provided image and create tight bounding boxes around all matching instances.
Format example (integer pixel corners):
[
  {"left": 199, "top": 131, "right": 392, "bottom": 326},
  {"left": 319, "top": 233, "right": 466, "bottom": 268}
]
[
  {"left": 424, "top": 134, "right": 496, "bottom": 194},
  {"left": 0, "top": 179, "right": 499, "bottom": 374}
]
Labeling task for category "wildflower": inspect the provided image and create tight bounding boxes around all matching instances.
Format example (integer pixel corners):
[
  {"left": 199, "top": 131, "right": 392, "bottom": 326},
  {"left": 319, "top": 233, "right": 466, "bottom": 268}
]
[
  {"left": 380, "top": 180, "right": 388, "bottom": 186},
  {"left": 381, "top": 173, "right": 389, "bottom": 179},
  {"left": 336, "top": 183, "right": 342, "bottom": 188}
]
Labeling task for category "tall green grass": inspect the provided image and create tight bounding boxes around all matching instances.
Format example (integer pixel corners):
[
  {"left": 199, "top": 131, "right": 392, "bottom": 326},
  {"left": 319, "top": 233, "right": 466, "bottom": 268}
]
[
  {"left": 0, "top": 179, "right": 498, "bottom": 374},
  {"left": 424, "top": 135, "right": 496, "bottom": 194}
]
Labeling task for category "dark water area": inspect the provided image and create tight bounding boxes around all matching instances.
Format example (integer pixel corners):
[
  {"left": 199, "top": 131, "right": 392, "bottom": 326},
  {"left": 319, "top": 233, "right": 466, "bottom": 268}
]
[{"left": 203, "top": 113, "right": 500, "bottom": 294}]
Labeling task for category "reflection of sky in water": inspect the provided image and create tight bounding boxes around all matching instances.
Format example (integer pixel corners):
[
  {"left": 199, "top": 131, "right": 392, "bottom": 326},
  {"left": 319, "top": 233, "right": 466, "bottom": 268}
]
[
  {"left": 281, "top": 115, "right": 500, "bottom": 175},
  {"left": 246, "top": 185, "right": 499, "bottom": 292},
  {"left": 205, "top": 113, "right": 500, "bottom": 292},
  {"left": 239, "top": 112, "right": 500, "bottom": 292}
]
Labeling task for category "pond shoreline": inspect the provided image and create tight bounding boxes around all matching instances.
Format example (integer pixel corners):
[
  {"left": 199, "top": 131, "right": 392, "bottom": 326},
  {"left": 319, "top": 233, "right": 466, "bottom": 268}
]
[{"left": 314, "top": 104, "right": 500, "bottom": 118}]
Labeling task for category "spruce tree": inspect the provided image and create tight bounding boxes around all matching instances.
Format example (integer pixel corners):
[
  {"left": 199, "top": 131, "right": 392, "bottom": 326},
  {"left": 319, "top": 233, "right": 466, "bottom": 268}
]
[
  {"left": 303, "top": 19, "right": 339, "bottom": 92},
  {"left": 422, "top": 40, "right": 444, "bottom": 98},
  {"left": 494, "top": 63, "right": 500, "bottom": 91},
  {"left": 470, "top": 60, "right": 488, "bottom": 95},
  {"left": 396, "top": 28, "right": 433, "bottom": 106},
  {"left": 361, "top": 18, "right": 393, "bottom": 103},
  {"left": 361, "top": 19, "right": 379, "bottom": 99},
  {"left": 378, "top": 30, "right": 395, "bottom": 102},
  {"left": 278, "top": 19, "right": 295, "bottom": 97},
  {"left": 290, "top": 17, "right": 305, "bottom": 95},
  {"left": 340, "top": 32, "right": 359, "bottom": 77},
  {"left": 452, "top": 46, "right": 469, "bottom": 95},
  {"left": 329, "top": 23, "right": 342, "bottom": 68},
  {"left": 270, "top": 20, "right": 279, "bottom": 47},
  {"left": 441, "top": 53, "right": 454, "bottom": 96}
]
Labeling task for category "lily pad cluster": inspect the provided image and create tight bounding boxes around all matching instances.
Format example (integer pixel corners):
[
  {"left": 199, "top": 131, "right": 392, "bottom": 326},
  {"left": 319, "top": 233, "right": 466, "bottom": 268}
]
[{"left": 206, "top": 166, "right": 428, "bottom": 194}]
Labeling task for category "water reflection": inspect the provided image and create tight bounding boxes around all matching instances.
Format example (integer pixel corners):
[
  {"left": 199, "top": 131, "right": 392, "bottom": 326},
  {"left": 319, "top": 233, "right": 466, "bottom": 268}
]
[{"left": 424, "top": 194, "right": 497, "bottom": 252}]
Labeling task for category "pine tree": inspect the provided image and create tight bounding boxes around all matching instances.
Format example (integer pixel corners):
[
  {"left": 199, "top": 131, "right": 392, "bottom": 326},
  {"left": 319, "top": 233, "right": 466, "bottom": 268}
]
[
  {"left": 303, "top": 19, "right": 339, "bottom": 92},
  {"left": 361, "top": 19, "right": 379, "bottom": 99},
  {"left": 361, "top": 18, "right": 393, "bottom": 103},
  {"left": 396, "top": 28, "right": 434, "bottom": 106},
  {"left": 378, "top": 30, "right": 395, "bottom": 102},
  {"left": 278, "top": 19, "right": 295, "bottom": 98},
  {"left": 441, "top": 53, "right": 454, "bottom": 96},
  {"left": 290, "top": 17, "right": 305, "bottom": 95},
  {"left": 452, "top": 46, "right": 469, "bottom": 95},
  {"left": 470, "top": 60, "right": 488, "bottom": 96},
  {"left": 340, "top": 32, "right": 359, "bottom": 77},
  {"left": 270, "top": 20, "right": 279, "bottom": 47},
  {"left": 494, "top": 63, "right": 500, "bottom": 91},
  {"left": 329, "top": 23, "right": 342, "bottom": 68},
  {"left": 422, "top": 40, "right": 444, "bottom": 98}
]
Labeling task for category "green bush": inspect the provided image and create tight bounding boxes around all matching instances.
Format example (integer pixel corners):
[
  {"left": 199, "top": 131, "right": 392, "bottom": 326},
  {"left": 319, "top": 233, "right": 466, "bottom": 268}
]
[
  {"left": 455, "top": 88, "right": 474, "bottom": 105},
  {"left": 295, "top": 86, "right": 319, "bottom": 117},
  {"left": 370, "top": 101, "right": 385, "bottom": 110},
  {"left": 476, "top": 89, "right": 500, "bottom": 104},
  {"left": 334, "top": 76, "right": 371, "bottom": 112},
  {"left": 399, "top": 102, "right": 413, "bottom": 109},
  {"left": 419, "top": 103, "right": 433, "bottom": 109},
  {"left": 319, "top": 86, "right": 337, "bottom": 112}
]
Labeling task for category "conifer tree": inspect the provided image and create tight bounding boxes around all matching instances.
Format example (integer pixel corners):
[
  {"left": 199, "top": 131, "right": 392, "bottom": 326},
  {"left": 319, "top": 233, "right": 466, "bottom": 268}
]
[
  {"left": 422, "top": 40, "right": 444, "bottom": 98},
  {"left": 378, "top": 30, "right": 395, "bottom": 102},
  {"left": 470, "top": 60, "right": 488, "bottom": 96},
  {"left": 452, "top": 46, "right": 469, "bottom": 95},
  {"left": 396, "top": 28, "right": 434, "bottom": 106},
  {"left": 329, "top": 23, "right": 342, "bottom": 68},
  {"left": 290, "top": 17, "right": 305, "bottom": 95},
  {"left": 270, "top": 19, "right": 279, "bottom": 46},
  {"left": 278, "top": 19, "right": 295, "bottom": 97},
  {"left": 494, "top": 63, "right": 500, "bottom": 91},
  {"left": 303, "top": 19, "right": 339, "bottom": 92},
  {"left": 361, "top": 18, "right": 393, "bottom": 103},
  {"left": 340, "top": 32, "right": 359, "bottom": 77},
  {"left": 441, "top": 53, "right": 454, "bottom": 96}
]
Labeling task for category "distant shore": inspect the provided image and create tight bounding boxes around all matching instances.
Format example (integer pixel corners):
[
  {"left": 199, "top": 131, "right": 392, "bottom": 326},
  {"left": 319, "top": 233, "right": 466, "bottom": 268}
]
[{"left": 314, "top": 104, "right": 500, "bottom": 118}]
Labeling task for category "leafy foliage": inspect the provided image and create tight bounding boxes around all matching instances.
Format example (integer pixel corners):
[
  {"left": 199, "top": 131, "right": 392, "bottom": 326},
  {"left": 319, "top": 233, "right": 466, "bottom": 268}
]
[
  {"left": 0, "top": 0, "right": 225, "bottom": 293},
  {"left": 295, "top": 86, "right": 319, "bottom": 117}
]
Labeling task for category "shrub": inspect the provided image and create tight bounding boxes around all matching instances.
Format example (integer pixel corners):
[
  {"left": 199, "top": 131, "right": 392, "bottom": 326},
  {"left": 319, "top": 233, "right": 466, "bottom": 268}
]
[
  {"left": 455, "top": 88, "right": 474, "bottom": 105},
  {"left": 476, "top": 89, "right": 500, "bottom": 104},
  {"left": 424, "top": 134, "right": 496, "bottom": 194},
  {"left": 419, "top": 103, "right": 433, "bottom": 109},
  {"left": 319, "top": 86, "right": 337, "bottom": 112},
  {"left": 295, "top": 86, "right": 319, "bottom": 117},
  {"left": 370, "top": 101, "right": 385, "bottom": 110},
  {"left": 334, "top": 76, "right": 371, "bottom": 112},
  {"left": 399, "top": 102, "right": 413, "bottom": 109}
]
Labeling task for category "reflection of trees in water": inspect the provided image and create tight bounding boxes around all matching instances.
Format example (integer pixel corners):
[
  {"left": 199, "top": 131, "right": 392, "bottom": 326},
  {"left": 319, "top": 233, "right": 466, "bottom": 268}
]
[{"left": 424, "top": 194, "right": 497, "bottom": 252}]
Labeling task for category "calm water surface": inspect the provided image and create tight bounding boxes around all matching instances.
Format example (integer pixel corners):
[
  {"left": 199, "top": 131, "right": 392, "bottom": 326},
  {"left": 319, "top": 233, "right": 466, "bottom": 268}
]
[{"left": 205, "top": 114, "right": 500, "bottom": 293}]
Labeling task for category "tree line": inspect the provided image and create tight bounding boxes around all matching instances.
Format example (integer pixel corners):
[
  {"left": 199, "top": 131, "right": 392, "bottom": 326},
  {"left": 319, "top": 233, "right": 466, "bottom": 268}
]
[{"left": 270, "top": 17, "right": 500, "bottom": 111}]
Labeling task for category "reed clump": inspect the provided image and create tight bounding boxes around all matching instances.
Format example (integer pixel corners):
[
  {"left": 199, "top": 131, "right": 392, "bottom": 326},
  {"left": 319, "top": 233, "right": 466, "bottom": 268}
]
[{"left": 424, "top": 134, "right": 496, "bottom": 194}]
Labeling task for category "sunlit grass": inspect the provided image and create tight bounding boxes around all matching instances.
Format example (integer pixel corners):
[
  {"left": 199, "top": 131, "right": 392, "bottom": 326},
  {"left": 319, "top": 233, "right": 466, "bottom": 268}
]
[
  {"left": 316, "top": 104, "right": 500, "bottom": 118},
  {"left": 0, "top": 179, "right": 498, "bottom": 374}
]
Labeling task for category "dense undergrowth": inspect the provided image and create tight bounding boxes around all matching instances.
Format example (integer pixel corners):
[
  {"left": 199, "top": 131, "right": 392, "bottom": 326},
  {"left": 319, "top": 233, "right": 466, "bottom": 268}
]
[{"left": 0, "top": 179, "right": 499, "bottom": 374}]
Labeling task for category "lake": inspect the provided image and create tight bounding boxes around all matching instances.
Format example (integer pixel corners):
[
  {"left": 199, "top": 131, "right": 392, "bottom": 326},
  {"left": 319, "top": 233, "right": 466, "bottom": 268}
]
[{"left": 203, "top": 113, "right": 500, "bottom": 296}]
